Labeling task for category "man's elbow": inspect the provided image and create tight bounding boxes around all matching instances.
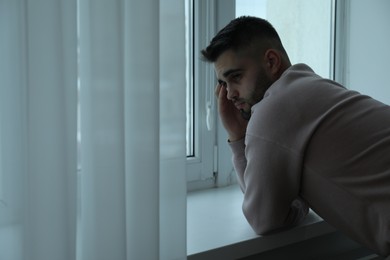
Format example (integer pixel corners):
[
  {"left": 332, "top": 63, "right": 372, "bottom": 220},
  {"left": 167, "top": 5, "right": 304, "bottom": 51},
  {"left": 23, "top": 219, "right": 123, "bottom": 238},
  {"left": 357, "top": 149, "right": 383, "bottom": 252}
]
[
  {"left": 243, "top": 208, "right": 300, "bottom": 235},
  {"left": 243, "top": 209, "right": 284, "bottom": 235},
  {"left": 252, "top": 224, "right": 274, "bottom": 236},
  {"left": 249, "top": 218, "right": 295, "bottom": 236}
]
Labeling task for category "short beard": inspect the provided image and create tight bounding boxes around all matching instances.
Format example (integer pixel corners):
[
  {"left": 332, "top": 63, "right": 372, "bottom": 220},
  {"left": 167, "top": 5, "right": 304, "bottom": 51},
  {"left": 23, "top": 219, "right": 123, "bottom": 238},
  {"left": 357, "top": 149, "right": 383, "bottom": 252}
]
[{"left": 240, "top": 109, "right": 251, "bottom": 121}]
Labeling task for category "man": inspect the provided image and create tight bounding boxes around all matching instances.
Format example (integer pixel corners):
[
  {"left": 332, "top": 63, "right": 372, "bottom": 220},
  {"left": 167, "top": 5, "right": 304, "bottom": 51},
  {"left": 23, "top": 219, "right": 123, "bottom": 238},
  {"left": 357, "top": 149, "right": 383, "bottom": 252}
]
[{"left": 201, "top": 16, "right": 390, "bottom": 257}]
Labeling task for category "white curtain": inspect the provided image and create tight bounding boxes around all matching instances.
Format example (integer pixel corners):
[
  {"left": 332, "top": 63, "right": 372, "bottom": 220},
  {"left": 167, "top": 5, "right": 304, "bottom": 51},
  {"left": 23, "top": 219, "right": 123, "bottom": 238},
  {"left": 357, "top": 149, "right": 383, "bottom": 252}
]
[{"left": 0, "top": 0, "right": 187, "bottom": 259}]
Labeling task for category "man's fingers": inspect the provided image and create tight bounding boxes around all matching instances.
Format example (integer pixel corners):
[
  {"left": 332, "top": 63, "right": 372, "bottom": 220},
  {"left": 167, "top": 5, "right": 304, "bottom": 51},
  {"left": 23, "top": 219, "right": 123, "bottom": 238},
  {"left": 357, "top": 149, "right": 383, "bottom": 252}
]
[
  {"left": 215, "top": 83, "right": 222, "bottom": 97},
  {"left": 216, "top": 84, "right": 228, "bottom": 100}
]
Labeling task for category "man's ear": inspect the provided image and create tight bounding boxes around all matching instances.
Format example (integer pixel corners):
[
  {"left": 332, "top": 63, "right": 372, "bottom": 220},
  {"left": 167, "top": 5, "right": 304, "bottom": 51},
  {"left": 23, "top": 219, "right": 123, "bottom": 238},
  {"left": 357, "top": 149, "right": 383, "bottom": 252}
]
[{"left": 264, "top": 49, "right": 281, "bottom": 76}]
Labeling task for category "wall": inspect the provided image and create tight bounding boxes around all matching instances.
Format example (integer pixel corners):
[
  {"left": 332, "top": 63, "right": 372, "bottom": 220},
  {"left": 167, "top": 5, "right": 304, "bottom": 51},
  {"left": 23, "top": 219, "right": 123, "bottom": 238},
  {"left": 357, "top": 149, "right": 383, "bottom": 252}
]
[{"left": 346, "top": 0, "right": 390, "bottom": 104}]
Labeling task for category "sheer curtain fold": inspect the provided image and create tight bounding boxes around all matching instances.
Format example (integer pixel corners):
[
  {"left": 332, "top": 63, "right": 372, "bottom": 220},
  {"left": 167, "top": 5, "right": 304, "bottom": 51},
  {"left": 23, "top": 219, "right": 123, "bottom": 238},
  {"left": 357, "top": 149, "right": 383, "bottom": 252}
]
[
  {"left": 0, "top": 0, "right": 78, "bottom": 259},
  {"left": 159, "top": 1, "right": 187, "bottom": 259},
  {"left": 123, "top": 1, "right": 160, "bottom": 259},
  {"left": 0, "top": 0, "right": 186, "bottom": 259},
  {"left": 78, "top": 0, "right": 127, "bottom": 258}
]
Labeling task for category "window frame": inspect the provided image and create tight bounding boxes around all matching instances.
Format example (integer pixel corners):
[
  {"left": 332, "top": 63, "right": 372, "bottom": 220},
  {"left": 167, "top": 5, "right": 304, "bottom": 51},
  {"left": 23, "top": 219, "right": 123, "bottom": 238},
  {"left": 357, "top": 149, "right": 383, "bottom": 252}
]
[
  {"left": 186, "top": 0, "right": 217, "bottom": 191},
  {"left": 186, "top": 0, "right": 240, "bottom": 191},
  {"left": 187, "top": 0, "right": 337, "bottom": 191}
]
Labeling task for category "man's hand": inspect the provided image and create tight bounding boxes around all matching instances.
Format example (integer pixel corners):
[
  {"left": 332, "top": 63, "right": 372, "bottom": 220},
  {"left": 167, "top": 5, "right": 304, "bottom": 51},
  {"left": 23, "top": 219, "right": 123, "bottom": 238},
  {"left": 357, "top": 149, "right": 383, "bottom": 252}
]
[{"left": 215, "top": 84, "right": 248, "bottom": 142}]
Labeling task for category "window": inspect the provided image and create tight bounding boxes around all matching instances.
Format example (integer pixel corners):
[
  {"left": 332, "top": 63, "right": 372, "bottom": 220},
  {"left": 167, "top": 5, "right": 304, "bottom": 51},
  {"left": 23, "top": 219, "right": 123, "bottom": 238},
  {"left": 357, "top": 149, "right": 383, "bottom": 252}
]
[
  {"left": 186, "top": 0, "right": 335, "bottom": 191},
  {"left": 185, "top": 0, "right": 194, "bottom": 157},
  {"left": 186, "top": 0, "right": 217, "bottom": 191},
  {"left": 236, "top": 0, "right": 334, "bottom": 79}
]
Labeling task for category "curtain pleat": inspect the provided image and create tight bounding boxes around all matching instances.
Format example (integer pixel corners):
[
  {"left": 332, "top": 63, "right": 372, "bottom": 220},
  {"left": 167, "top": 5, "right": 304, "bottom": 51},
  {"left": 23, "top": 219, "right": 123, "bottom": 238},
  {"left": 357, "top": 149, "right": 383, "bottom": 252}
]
[
  {"left": 159, "top": 0, "right": 187, "bottom": 259},
  {"left": 123, "top": 0, "right": 160, "bottom": 259},
  {"left": 78, "top": 0, "right": 127, "bottom": 259},
  {"left": 24, "top": 0, "right": 78, "bottom": 259}
]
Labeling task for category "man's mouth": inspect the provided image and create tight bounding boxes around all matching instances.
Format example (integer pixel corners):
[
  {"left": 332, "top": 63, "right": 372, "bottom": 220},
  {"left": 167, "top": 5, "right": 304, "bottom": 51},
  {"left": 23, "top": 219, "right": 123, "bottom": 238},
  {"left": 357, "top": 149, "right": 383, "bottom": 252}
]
[{"left": 234, "top": 101, "right": 245, "bottom": 110}]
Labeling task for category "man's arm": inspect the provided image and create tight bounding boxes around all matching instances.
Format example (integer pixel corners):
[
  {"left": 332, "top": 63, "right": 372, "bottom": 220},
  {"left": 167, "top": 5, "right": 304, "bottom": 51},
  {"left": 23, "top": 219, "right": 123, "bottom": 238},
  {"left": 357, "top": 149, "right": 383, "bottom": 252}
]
[
  {"left": 230, "top": 134, "right": 309, "bottom": 235},
  {"left": 215, "top": 82, "right": 308, "bottom": 234}
]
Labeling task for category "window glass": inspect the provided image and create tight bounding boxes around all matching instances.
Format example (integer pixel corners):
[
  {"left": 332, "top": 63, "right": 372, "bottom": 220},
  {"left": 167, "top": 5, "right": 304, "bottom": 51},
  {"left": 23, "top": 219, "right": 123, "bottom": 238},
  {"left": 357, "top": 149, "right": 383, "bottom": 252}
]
[
  {"left": 185, "top": 0, "right": 194, "bottom": 156},
  {"left": 185, "top": 0, "right": 216, "bottom": 190},
  {"left": 236, "top": 0, "right": 334, "bottom": 79}
]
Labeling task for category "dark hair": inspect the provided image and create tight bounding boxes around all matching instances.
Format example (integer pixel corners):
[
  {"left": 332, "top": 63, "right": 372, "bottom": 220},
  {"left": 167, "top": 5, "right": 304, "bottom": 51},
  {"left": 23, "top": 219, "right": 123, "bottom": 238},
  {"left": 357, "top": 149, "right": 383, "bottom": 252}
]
[{"left": 201, "top": 16, "right": 285, "bottom": 62}]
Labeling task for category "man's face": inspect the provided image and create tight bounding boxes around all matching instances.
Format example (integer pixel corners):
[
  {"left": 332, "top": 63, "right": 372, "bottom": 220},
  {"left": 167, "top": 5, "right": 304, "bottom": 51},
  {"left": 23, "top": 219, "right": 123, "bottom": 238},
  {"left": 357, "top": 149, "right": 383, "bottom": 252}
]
[{"left": 214, "top": 49, "right": 274, "bottom": 118}]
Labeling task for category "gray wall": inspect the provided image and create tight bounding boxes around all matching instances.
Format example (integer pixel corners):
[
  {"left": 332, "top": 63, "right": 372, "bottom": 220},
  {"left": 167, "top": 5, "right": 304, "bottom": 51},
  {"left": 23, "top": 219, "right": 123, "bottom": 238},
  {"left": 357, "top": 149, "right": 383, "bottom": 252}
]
[{"left": 346, "top": 0, "right": 390, "bottom": 104}]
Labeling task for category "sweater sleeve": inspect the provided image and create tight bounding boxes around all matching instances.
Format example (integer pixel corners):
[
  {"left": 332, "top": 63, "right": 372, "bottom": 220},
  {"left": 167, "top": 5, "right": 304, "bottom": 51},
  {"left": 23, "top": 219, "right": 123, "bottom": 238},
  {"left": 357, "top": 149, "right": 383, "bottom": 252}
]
[
  {"left": 229, "top": 138, "right": 247, "bottom": 192},
  {"left": 230, "top": 134, "right": 309, "bottom": 235}
]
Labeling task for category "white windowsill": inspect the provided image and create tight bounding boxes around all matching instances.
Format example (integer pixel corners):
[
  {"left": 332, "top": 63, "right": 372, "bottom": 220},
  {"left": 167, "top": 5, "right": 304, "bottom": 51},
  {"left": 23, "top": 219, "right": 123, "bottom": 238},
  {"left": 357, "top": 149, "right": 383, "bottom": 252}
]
[{"left": 187, "top": 184, "right": 336, "bottom": 259}]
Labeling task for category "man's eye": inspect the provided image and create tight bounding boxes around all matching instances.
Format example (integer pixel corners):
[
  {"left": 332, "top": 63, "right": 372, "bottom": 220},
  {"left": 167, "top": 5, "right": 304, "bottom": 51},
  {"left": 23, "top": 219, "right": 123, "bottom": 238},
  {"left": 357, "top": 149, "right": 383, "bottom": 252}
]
[{"left": 232, "top": 74, "right": 241, "bottom": 81}]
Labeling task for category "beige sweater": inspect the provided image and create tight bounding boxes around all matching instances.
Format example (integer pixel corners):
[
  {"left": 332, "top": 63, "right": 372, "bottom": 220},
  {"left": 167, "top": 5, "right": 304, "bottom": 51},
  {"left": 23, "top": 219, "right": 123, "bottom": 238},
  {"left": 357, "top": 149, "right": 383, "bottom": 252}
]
[{"left": 229, "top": 64, "right": 390, "bottom": 257}]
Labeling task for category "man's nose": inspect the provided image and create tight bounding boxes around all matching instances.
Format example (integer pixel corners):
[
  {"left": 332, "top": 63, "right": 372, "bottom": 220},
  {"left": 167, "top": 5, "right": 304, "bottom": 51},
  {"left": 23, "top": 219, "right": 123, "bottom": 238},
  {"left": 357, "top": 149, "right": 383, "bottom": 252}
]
[{"left": 226, "top": 85, "right": 238, "bottom": 101}]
